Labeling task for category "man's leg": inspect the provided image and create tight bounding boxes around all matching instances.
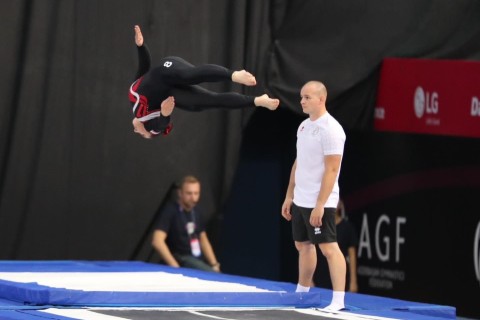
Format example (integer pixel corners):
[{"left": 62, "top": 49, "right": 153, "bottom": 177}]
[
  {"left": 175, "top": 254, "right": 214, "bottom": 272},
  {"left": 295, "top": 241, "right": 317, "bottom": 291},
  {"left": 319, "top": 242, "right": 346, "bottom": 310}
]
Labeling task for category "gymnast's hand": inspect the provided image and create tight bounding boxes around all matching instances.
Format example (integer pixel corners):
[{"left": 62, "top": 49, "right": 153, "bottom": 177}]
[
  {"left": 134, "top": 25, "right": 143, "bottom": 47},
  {"left": 161, "top": 96, "right": 175, "bottom": 117}
]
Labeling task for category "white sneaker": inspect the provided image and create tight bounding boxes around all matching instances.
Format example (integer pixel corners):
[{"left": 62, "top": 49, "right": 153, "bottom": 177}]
[{"left": 322, "top": 303, "right": 345, "bottom": 312}]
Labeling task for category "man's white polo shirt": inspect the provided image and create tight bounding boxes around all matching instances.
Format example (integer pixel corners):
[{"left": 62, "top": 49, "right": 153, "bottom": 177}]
[{"left": 293, "top": 112, "right": 346, "bottom": 209}]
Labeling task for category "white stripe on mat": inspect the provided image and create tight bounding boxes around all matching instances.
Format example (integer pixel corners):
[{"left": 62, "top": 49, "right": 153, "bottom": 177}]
[
  {"left": 188, "top": 311, "right": 237, "bottom": 320},
  {"left": 40, "top": 309, "right": 130, "bottom": 320},
  {"left": 295, "top": 308, "right": 399, "bottom": 320},
  {"left": 0, "top": 272, "right": 273, "bottom": 292},
  {"left": 40, "top": 307, "right": 400, "bottom": 320}
]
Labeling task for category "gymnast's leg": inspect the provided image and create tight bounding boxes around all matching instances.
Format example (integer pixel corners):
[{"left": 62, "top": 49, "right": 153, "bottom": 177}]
[
  {"left": 171, "top": 85, "right": 279, "bottom": 111},
  {"left": 155, "top": 55, "right": 257, "bottom": 87}
]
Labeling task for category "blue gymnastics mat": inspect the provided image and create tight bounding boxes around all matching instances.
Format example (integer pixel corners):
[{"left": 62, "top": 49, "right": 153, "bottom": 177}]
[
  {"left": 0, "top": 260, "right": 319, "bottom": 308},
  {"left": 0, "top": 261, "right": 456, "bottom": 320}
]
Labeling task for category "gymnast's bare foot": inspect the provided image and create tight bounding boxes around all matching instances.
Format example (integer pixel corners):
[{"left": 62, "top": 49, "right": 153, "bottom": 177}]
[
  {"left": 134, "top": 25, "right": 144, "bottom": 47},
  {"left": 254, "top": 94, "right": 280, "bottom": 111},
  {"left": 232, "top": 70, "right": 257, "bottom": 86}
]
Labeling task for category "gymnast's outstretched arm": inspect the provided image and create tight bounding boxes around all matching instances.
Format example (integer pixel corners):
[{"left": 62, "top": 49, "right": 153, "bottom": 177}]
[{"left": 134, "top": 25, "right": 151, "bottom": 80}]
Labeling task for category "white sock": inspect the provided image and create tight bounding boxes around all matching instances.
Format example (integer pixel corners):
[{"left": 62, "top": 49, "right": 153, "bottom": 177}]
[
  {"left": 323, "top": 291, "right": 345, "bottom": 311},
  {"left": 295, "top": 283, "right": 310, "bottom": 292}
]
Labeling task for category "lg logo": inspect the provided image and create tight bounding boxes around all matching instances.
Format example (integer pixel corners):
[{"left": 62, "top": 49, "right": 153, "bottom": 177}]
[
  {"left": 474, "top": 221, "right": 480, "bottom": 285},
  {"left": 471, "top": 97, "right": 480, "bottom": 117},
  {"left": 414, "top": 86, "right": 439, "bottom": 119}
]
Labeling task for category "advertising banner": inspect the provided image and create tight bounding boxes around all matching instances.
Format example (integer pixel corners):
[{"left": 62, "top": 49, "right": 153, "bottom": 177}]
[
  {"left": 340, "top": 132, "right": 480, "bottom": 318},
  {"left": 374, "top": 58, "right": 480, "bottom": 138}
]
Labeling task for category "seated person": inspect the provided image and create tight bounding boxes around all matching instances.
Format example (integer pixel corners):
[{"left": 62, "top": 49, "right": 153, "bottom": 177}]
[{"left": 151, "top": 175, "right": 220, "bottom": 272}]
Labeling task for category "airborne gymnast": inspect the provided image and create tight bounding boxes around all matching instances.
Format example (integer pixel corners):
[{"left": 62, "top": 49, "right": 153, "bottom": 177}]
[{"left": 129, "top": 25, "right": 280, "bottom": 139}]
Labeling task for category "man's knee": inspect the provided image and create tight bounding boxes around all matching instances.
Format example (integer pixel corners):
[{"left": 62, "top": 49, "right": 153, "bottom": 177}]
[
  {"left": 295, "top": 241, "right": 315, "bottom": 253},
  {"left": 319, "top": 242, "right": 341, "bottom": 259}
]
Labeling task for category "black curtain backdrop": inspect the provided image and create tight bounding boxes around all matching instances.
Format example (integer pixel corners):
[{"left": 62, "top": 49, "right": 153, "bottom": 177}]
[{"left": 0, "top": 0, "right": 269, "bottom": 260}]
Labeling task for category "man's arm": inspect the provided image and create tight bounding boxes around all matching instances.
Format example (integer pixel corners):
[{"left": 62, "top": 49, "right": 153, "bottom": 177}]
[
  {"left": 282, "top": 159, "right": 297, "bottom": 221},
  {"left": 198, "top": 231, "right": 220, "bottom": 272},
  {"left": 151, "top": 230, "right": 180, "bottom": 267},
  {"left": 309, "top": 154, "right": 342, "bottom": 227}
]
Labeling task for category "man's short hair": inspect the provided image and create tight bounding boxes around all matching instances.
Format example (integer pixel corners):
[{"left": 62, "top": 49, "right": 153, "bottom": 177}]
[{"left": 178, "top": 175, "right": 200, "bottom": 189}]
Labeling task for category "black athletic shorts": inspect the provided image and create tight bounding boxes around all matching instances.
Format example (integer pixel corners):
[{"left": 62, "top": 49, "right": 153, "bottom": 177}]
[{"left": 291, "top": 203, "right": 337, "bottom": 244}]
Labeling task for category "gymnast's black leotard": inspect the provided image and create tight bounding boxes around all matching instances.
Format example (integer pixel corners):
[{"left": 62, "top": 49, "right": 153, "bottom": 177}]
[{"left": 128, "top": 45, "right": 256, "bottom": 136}]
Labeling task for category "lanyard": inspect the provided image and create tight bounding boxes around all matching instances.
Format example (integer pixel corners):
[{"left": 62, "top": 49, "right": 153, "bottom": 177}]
[
  {"left": 179, "top": 205, "right": 202, "bottom": 257},
  {"left": 179, "top": 204, "right": 196, "bottom": 236}
]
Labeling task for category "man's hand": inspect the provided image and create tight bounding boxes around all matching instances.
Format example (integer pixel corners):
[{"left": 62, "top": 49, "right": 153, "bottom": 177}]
[
  {"left": 282, "top": 198, "right": 293, "bottom": 221},
  {"left": 309, "top": 206, "right": 324, "bottom": 227},
  {"left": 212, "top": 264, "right": 221, "bottom": 273},
  {"left": 161, "top": 96, "right": 175, "bottom": 117}
]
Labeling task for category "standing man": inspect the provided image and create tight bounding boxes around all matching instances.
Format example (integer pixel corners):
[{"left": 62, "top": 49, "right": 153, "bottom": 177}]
[
  {"left": 281, "top": 81, "right": 346, "bottom": 311},
  {"left": 152, "top": 175, "right": 221, "bottom": 272}
]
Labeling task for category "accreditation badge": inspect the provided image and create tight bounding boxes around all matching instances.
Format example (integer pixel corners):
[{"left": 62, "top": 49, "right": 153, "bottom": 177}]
[{"left": 190, "top": 237, "right": 201, "bottom": 257}]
